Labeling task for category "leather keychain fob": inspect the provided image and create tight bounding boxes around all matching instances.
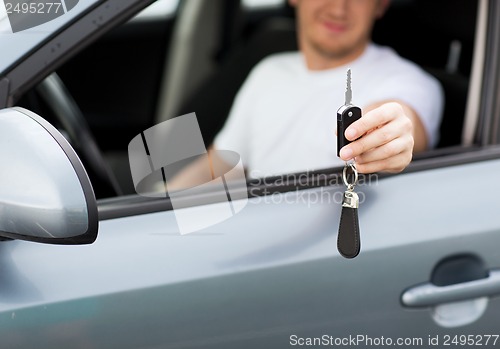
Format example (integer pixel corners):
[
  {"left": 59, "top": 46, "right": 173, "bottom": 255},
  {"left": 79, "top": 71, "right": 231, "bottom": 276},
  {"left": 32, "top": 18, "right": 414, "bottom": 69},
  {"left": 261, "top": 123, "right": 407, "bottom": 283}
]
[{"left": 337, "top": 164, "right": 361, "bottom": 258}]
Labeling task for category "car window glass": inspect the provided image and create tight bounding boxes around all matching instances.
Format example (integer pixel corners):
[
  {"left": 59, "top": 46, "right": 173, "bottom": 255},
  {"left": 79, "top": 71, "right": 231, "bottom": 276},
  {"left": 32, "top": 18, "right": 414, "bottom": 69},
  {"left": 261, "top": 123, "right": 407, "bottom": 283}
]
[
  {"left": 131, "top": 0, "right": 179, "bottom": 21},
  {"left": 0, "top": 0, "right": 100, "bottom": 73},
  {"left": 242, "top": 0, "right": 285, "bottom": 9}
]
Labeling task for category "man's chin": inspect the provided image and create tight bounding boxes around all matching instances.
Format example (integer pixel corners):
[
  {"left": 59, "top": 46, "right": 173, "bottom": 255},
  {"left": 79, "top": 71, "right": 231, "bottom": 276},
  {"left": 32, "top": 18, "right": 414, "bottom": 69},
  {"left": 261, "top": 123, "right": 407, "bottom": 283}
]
[
  {"left": 312, "top": 43, "right": 353, "bottom": 61},
  {"left": 310, "top": 37, "right": 368, "bottom": 63}
]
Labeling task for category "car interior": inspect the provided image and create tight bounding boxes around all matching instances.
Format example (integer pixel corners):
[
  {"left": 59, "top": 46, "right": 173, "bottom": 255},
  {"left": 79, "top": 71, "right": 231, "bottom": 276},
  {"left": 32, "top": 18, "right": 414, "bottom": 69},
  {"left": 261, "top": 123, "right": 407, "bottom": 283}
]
[{"left": 16, "top": 0, "right": 479, "bottom": 199}]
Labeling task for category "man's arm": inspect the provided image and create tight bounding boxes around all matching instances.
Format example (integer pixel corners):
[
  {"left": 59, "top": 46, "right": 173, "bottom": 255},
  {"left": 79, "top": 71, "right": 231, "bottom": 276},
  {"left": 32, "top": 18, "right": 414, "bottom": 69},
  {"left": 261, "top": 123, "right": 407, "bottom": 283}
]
[
  {"left": 339, "top": 100, "right": 426, "bottom": 174},
  {"left": 167, "top": 146, "right": 238, "bottom": 191},
  {"left": 172, "top": 100, "right": 425, "bottom": 186}
]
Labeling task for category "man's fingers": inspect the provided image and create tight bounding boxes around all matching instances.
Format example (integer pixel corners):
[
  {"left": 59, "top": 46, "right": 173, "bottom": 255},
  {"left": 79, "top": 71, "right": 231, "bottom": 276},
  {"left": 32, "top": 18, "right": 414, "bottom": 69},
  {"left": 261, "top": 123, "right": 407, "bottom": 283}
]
[
  {"left": 340, "top": 123, "right": 398, "bottom": 161},
  {"left": 340, "top": 113, "right": 412, "bottom": 161},
  {"left": 335, "top": 101, "right": 416, "bottom": 173},
  {"left": 356, "top": 152, "right": 412, "bottom": 174},
  {"left": 344, "top": 102, "right": 403, "bottom": 141},
  {"left": 356, "top": 136, "right": 413, "bottom": 164}
]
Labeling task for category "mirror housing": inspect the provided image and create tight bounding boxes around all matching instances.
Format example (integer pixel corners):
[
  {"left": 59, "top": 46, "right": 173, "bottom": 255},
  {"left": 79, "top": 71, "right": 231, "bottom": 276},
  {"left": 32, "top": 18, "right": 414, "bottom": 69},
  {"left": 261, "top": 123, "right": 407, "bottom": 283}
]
[{"left": 0, "top": 107, "right": 98, "bottom": 244}]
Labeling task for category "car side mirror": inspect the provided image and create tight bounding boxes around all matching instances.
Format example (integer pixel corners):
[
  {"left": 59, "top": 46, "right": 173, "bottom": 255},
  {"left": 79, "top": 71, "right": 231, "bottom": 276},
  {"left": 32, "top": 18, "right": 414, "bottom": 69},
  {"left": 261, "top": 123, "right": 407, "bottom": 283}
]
[{"left": 0, "top": 107, "right": 98, "bottom": 244}]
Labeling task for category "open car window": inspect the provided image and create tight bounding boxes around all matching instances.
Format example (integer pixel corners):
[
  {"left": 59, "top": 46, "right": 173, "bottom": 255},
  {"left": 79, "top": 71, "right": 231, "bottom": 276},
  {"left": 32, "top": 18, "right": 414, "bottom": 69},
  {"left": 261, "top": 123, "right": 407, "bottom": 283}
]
[
  {"left": 132, "top": 0, "right": 179, "bottom": 21},
  {"left": 11, "top": 0, "right": 485, "bottom": 206}
]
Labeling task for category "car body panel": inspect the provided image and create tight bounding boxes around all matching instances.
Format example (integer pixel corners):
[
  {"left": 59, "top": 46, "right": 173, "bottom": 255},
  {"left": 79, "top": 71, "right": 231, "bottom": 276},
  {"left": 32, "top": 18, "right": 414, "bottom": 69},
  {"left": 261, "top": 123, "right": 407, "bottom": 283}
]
[{"left": 1, "top": 154, "right": 500, "bottom": 347}]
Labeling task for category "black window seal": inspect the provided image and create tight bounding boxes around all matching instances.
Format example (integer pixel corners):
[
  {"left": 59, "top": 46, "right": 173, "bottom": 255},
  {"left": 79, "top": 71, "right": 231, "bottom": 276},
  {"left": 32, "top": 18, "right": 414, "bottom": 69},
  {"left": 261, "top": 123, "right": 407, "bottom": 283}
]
[
  {"left": 97, "top": 144, "right": 500, "bottom": 221},
  {"left": 481, "top": 0, "right": 500, "bottom": 145}
]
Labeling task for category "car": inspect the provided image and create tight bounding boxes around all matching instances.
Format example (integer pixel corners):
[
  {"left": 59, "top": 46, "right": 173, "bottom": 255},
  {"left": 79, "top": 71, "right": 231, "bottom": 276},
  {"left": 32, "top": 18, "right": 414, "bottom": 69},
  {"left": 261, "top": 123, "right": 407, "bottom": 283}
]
[{"left": 1, "top": 0, "right": 500, "bottom": 348}]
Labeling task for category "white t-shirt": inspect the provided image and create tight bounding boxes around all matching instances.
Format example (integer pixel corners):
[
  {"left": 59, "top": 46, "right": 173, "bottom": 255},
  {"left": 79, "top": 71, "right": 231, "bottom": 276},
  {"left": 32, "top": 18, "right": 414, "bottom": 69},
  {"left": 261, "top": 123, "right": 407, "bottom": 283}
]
[{"left": 214, "top": 43, "right": 444, "bottom": 178}]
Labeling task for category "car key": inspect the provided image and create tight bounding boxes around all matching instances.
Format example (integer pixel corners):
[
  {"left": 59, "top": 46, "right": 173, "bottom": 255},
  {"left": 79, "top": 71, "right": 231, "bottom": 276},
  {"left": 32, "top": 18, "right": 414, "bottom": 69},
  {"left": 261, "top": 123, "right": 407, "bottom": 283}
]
[
  {"left": 337, "top": 69, "right": 362, "bottom": 157},
  {"left": 337, "top": 69, "right": 361, "bottom": 259}
]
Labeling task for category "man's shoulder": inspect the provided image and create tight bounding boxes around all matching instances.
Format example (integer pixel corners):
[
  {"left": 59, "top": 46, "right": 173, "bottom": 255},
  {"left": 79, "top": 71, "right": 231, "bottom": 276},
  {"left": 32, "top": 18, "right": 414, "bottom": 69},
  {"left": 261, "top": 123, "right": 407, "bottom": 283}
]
[
  {"left": 367, "top": 43, "right": 429, "bottom": 76},
  {"left": 363, "top": 43, "right": 442, "bottom": 91}
]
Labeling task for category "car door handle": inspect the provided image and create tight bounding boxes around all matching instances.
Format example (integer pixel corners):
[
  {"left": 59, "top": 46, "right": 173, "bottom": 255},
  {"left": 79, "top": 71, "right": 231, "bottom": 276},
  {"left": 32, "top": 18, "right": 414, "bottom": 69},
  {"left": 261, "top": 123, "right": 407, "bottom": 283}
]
[{"left": 401, "top": 269, "right": 500, "bottom": 308}]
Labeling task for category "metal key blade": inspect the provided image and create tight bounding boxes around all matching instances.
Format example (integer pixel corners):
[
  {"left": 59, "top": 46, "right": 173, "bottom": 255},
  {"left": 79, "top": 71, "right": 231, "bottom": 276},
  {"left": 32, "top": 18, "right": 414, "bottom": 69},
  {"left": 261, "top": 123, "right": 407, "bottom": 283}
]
[{"left": 345, "top": 69, "right": 352, "bottom": 106}]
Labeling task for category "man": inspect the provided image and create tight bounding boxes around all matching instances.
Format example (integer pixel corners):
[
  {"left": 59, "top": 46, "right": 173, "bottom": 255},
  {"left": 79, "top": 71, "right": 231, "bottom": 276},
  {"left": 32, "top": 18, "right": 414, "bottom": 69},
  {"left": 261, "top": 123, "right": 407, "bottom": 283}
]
[{"left": 172, "top": 0, "right": 443, "bottom": 186}]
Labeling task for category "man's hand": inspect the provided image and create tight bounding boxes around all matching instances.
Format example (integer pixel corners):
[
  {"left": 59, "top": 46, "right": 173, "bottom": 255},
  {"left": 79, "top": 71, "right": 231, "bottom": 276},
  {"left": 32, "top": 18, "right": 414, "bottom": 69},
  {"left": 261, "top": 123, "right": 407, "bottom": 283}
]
[{"left": 339, "top": 101, "right": 424, "bottom": 174}]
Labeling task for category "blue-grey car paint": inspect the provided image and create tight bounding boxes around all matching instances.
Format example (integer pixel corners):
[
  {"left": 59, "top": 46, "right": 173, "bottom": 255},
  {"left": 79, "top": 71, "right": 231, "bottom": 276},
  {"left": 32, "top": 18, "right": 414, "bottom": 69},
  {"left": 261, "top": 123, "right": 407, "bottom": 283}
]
[
  {"left": 1, "top": 156, "right": 500, "bottom": 347},
  {"left": 0, "top": 107, "right": 98, "bottom": 244}
]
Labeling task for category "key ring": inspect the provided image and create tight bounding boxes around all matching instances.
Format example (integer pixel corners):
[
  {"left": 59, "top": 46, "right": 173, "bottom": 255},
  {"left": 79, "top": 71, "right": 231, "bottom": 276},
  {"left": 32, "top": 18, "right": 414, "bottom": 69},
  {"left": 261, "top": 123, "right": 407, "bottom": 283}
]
[{"left": 342, "top": 163, "right": 358, "bottom": 189}]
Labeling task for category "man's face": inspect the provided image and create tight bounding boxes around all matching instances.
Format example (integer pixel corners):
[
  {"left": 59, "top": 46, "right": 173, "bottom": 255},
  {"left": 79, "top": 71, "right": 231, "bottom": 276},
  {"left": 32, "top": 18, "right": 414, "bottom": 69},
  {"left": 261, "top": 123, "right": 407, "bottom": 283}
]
[{"left": 290, "top": 0, "right": 389, "bottom": 62}]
